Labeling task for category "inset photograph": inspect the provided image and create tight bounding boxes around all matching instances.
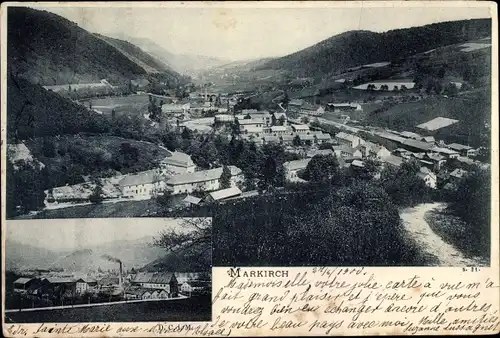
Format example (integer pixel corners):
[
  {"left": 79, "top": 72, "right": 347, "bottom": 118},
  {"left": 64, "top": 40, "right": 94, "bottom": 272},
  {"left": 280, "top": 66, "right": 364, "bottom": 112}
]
[{"left": 4, "top": 218, "right": 212, "bottom": 323}]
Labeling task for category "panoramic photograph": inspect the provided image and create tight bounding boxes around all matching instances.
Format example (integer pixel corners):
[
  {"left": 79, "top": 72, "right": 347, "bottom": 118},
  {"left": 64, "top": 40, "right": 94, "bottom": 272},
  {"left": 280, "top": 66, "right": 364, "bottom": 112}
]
[
  {"left": 4, "top": 4, "right": 493, "bottom": 267},
  {"left": 4, "top": 218, "right": 212, "bottom": 323}
]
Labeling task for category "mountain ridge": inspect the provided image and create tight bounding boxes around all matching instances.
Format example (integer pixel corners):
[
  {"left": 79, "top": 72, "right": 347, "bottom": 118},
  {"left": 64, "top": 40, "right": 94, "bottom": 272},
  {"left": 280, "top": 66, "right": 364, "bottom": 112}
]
[
  {"left": 7, "top": 7, "right": 183, "bottom": 85},
  {"left": 256, "top": 19, "right": 492, "bottom": 78}
]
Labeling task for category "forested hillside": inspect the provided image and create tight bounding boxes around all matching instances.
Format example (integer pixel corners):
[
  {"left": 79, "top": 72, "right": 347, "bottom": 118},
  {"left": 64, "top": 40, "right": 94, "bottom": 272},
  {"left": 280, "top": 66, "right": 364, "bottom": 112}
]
[
  {"left": 257, "top": 19, "right": 491, "bottom": 77},
  {"left": 7, "top": 75, "right": 111, "bottom": 141},
  {"left": 7, "top": 7, "right": 181, "bottom": 85},
  {"left": 95, "top": 34, "right": 173, "bottom": 74}
]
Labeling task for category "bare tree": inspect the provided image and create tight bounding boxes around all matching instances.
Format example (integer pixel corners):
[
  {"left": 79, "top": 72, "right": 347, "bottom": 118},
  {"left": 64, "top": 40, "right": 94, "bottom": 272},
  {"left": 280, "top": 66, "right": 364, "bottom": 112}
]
[{"left": 152, "top": 218, "right": 212, "bottom": 255}]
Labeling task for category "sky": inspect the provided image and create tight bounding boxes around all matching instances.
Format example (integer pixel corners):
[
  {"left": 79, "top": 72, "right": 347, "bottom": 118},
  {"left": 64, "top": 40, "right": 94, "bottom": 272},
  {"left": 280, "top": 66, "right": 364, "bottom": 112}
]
[
  {"left": 6, "top": 218, "right": 203, "bottom": 251},
  {"left": 31, "top": 3, "right": 492, "bottom": 61}
]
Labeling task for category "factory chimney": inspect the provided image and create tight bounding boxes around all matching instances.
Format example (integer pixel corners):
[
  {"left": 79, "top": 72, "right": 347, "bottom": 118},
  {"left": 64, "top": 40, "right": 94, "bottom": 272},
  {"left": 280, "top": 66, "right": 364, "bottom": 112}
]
[{"left": 119, "top": 262, "right": 123, "bottom": 288}]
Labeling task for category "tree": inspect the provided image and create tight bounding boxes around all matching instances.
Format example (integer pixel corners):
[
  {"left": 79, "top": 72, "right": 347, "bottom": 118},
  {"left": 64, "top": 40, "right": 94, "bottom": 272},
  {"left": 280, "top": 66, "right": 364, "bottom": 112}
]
[
  {"left": 381, "top": 159, "right": 428, "bottom": 207},
  {"left": 400, "top": 85, "right": 408, "bottom": 91},
  {"left": 358, "top": 158, "right": 380, "bottom": 180},
  {"left": 220, "top": 166, "right": 232, "bottom": 189},
  {"left": 302, "top": 154, "right": 339, "bottom": 182},
  {"left": 281, "top": 92, "right": 290, "bottom": 109},
  {"left": 292, "top": 135, "right": 302, "bottom": 146},
  {"left": 260, "top": 156, "right": 278, "bottom": 190},
  {"left": 318, "top": 142, "right": 334, "bottom": 150},
  {"left": 42, "top": 137, "right": 56, "bottom": 157},
  {"left": 119, "top": 142, "right": 139, "bottom": 167},
  {"left": 152, "top": 218, "right": 212, "bottom": 258},
  {"left": 181, "top": 128, "right": 193, "bottom": 140},
  {"left": 156, "top": 189, "right": 172, "bottom": 207},
  {"left": 438, "top": 67, "right": 446, "bottom": 79},
  {"left": 89, "top": 180, "right": 104, "bottom": 204},
  {"left": 443, "top": 83, "right": 459, "bottom": 96}
]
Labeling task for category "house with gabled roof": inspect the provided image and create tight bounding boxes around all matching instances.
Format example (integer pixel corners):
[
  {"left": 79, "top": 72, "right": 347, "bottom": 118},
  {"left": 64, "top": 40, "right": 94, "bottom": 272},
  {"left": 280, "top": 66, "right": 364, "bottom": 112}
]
[
  {"left": 160, "top": 151, "right": 196, "bottom": 175},
  {"left": 119, "top": 169, "right": 166, "bottom": 199},
  {"left": 165, "top": 166, "right": 243, "bottom": 195},
  {"left": 416, "top": 167, "right": 437, "bottom": 189},
  {"left": 131, "top": 272, "right": 179, "bottom": 297},
  {"left": 283, "top": 159, "right": 311, "bottom": 182}
]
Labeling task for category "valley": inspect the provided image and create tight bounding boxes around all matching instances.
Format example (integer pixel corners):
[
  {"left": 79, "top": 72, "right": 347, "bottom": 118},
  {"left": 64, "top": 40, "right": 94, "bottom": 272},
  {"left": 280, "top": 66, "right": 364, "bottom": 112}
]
[{"left": 5, "top": 6, "right": 492, "bottom": 270}]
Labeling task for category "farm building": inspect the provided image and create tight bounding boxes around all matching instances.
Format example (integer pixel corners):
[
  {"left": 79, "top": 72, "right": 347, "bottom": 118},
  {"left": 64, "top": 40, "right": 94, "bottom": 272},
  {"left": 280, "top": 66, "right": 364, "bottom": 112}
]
[{"left": 165, "top": 166, "right": 243, "bottom": 195}]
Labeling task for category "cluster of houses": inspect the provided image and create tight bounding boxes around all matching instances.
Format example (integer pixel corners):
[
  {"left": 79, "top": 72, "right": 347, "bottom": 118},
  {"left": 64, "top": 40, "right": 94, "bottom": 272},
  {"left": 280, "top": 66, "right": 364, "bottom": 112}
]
[
  {"left": 280, "top": 125, "right": 481, "bottom": 189},
  {"left": 44, "top": 150, "right": 245, "bottom": 207},
  {"left": 12, "top": 271, "right": 210, "bottom": 305},
  {"left": 213, "top": 109, "right": 333, "bottom": 145}
]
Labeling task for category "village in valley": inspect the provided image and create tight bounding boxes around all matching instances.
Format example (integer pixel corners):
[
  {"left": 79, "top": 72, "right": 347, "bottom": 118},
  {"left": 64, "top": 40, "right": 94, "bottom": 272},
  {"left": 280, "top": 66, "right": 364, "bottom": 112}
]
[
  {"left": 22, "top": 84, "right": 488, "bottom": 211},
  {"left": 5, "top": 5, "right": 492, "bottom": 283},
  {"left": 5, "top": 218, "right": 212, "bottom": 322}
]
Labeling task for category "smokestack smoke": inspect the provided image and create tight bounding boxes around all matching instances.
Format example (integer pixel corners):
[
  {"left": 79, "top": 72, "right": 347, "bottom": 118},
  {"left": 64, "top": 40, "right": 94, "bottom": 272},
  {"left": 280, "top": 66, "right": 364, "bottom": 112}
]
[
  {"left": 101, "top": 254, "right": 121, "bottom": 264},
  {"left": 101, "top": 255, "right": 123, "bottom": 289}
]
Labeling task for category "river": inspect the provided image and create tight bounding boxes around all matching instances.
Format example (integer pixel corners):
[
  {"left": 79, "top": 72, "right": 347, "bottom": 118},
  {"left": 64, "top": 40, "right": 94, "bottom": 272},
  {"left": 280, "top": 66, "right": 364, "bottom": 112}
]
[{"left": 400, "top": 202, "right": 485, "bottom": 266}]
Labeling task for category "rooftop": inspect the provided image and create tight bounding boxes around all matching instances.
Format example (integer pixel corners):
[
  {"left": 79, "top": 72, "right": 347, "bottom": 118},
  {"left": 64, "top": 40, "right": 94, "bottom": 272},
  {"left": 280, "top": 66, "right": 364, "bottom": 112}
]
[
  {"left": 292, "top": 124, "right": 310, "bottom": 131},
  {"left": 134, "top": 272, "right": 175, "bottom": 284},
  {"left": 298, "top": 134, "right": 315, "bottom": 140},
  {"left": 447, "top": 143, "right": 473, "bottom": 151},
  {"left": 400, "top": 131, "right": 422, "bottom": 140},
  {"left": 243, "top": 126, "right": 264, "bottom": 133},
  {"left": 283, "top": 159, "right": 311, "bottom": 171},
  {"left": 209, "top": 186, "right": 242, "bottom": 201},
  {"left": 417, "top": 117, "right": 459, "bottom": 131},
  {"left": 183, "top": 195, "right": 202, "bottom": 205},
  {"left": 238, "top": 119, "right": 263, "bottom": 125},
  {"left": 382, "top": 155, "right": 404, "bottom": 167},
  {"left": 401, "top": 138, "right": 434, "bottom": 151},
  {"left": 315, "top": 133, "right": 332, "bottom": 140},
  {"left": 450, "top": 168, "right": 468, "bottom": 178},
  {"left": 333, "top": 145, "right": 359, "bottom": 154},
  {"left": 351, "top": 160, "right": 365, "bottom": 168},
  {"left": 119, "top": 169, "right": 162, "bottom": 187},
  {"left": 167, "top": 166, "right": 241, "bottom": 185},
  {"left": 307, "top": 149, "right": 334, "bottom": 157},
  {"left": 161, "top": 151, "right": 194, "bottom": 168},
  {"left": 263, "top": 135, "right": 280, "bottom": 142},
  {"left": 14, "top": 277, "right": 33, "bottom": 285},
  {"left": 336, "top": 132, "right": 360, "bottom": 142},
  {"left": 430, "top": 146, "right": 459, "bottom": 155},
  {"left": 289, "top": 99, "right": 304, "bottom": 106}
]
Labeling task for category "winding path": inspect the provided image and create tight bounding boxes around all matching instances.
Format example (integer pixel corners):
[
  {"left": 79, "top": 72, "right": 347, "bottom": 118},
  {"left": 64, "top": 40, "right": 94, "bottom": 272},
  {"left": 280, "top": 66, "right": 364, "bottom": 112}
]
[{"left": 400, "top": 202, "right": 484, "bottom": 266}]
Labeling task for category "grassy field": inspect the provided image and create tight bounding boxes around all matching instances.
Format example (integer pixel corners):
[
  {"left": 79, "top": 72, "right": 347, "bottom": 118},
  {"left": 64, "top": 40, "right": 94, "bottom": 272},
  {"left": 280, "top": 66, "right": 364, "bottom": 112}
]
[
  {"left": 79, "top": 94, "right": 150, "bottom": 118},
  {"left": 5, "top": 296, "right": 211, "bottom": 323},
  {"left": 12, "top": 193, "right": 191, "bottom": 219},
  {"left": 364, "top": 89, "right": 490, "bottom": 146},
  {"left": 425, "top": 209, "right": 490, "bottom": 264},
  {"left": 14, "top": 199, "right": 161, "bottom": 219}
]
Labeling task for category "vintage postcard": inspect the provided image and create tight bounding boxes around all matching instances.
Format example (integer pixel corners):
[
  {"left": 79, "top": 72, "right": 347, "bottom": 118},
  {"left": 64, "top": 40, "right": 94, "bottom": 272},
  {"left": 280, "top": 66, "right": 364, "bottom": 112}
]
[{"left": 1, "top": 1, "right": 498, "bottom": 336}]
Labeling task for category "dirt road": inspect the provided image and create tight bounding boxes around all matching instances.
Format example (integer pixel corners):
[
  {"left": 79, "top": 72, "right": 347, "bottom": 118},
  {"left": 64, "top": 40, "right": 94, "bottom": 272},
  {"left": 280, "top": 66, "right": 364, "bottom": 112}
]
[{"left": 401, "top": 202, "right": 484, "bottom": 266}]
